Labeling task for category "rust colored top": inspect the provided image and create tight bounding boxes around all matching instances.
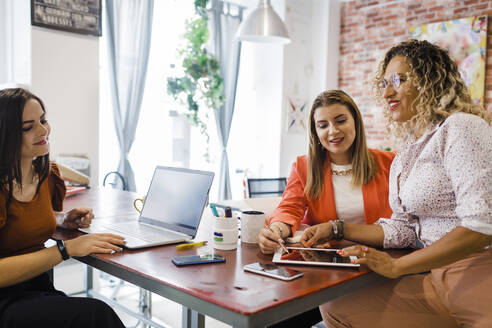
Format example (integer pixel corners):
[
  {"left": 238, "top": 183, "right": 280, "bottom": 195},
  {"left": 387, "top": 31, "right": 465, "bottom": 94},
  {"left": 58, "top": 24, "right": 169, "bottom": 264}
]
[
  {"left": 0, "top": 164, "right": 66, "bottom": 258},
  {"left": 269, "top": 149, "right": 395, "bottom": 233}
]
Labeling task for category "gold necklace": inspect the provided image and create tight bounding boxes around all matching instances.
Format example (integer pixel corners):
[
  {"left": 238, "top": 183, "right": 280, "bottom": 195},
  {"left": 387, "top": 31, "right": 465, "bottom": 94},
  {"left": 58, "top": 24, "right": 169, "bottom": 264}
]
[{"left": 332, "top": 169, "right": 352, "bottom": 176}]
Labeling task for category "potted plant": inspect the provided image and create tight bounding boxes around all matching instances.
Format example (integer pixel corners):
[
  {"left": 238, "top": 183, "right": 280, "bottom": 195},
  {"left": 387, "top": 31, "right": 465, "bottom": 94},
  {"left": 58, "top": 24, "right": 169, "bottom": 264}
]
[{"left": 167, "top": 0, "right": 224, "bottom": 161}]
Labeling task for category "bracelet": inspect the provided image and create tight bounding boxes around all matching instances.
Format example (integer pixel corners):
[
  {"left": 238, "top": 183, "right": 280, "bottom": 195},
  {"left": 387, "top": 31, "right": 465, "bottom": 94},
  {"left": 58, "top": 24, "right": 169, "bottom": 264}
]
[
  {"left": 329, "top": 220, "right": 338, "bottom": 238},
  {"left": 56, "top": 240, "right": 70, "bottom": 261},
  {"left": 335, "top": 220, "right": 344, "bottom": 240}
]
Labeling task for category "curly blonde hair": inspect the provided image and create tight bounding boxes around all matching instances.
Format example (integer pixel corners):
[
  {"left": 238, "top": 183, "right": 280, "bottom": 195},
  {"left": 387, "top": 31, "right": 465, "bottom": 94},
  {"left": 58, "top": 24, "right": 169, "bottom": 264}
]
[{"left": 372, "top": 39, "right": 491, "bottom": 141}]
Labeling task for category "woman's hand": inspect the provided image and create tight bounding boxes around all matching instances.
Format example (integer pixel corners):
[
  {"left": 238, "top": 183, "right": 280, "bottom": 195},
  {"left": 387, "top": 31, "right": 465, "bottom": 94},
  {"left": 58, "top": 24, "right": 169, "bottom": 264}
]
[
  {"left": 258, "top": 222, "right": 290, "bottom": 254},
  {"left": 300, "top": 222, "right": 334, "bottom": 248},
  {"left": 338, "top": 245, "right": 403, "bottom": 278},
  {"left": 58, "top": 207, "right": 94, "bottom": 229},
  {"left": 65, "top": 233, "right": 126, "bottom": 257}
]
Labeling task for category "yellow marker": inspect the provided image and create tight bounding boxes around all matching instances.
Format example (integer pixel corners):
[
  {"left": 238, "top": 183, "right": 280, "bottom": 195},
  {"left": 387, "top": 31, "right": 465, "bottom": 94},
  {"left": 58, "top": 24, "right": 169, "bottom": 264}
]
[{"left": 176, "top": 241, "right": 208, "bottom": 250}]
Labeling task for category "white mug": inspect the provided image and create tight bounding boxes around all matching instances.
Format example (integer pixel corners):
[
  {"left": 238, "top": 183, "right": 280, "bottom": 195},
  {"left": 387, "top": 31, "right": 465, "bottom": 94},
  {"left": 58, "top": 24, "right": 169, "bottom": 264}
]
[
  {"left": 240, "top": 210, "right": 265, "bottom": 244},
  {"left": 213, "top": 216, "right": 239, "bottom": 250}
]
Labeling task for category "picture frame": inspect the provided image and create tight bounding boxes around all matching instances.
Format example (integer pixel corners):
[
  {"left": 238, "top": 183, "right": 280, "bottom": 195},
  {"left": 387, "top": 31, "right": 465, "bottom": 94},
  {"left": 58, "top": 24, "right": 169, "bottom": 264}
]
[
  {"left": 410, "top": 15, "right": 488, "bottom": 105},
  {"left": 31, "top": 0, "right": 102, "bottom": 37}
]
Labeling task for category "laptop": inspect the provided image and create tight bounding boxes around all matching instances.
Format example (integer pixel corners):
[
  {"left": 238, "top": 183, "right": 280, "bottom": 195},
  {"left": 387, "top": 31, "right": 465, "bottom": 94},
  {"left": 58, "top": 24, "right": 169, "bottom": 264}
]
[{"left": 80, "top": 166, "right": 214, "bottom": 249}]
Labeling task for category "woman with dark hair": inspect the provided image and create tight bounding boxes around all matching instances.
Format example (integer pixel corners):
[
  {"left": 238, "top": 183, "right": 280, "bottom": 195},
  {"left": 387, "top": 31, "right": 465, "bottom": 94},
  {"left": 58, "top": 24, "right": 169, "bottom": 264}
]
[
  {"left": 307, "top": 40, "right": 492, "bottom": 327},
  {"left": 0, "top": 88, "right": 126, "bottom": 327},
  {"left": 259, "top": 89, "right": 394, "bottom": 254}
]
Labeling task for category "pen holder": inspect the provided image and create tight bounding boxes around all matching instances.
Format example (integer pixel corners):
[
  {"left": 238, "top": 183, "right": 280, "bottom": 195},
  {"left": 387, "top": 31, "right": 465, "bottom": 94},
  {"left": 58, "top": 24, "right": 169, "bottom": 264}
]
[{"left": 213, "top": 216, "right": 238, "bottom": 250}]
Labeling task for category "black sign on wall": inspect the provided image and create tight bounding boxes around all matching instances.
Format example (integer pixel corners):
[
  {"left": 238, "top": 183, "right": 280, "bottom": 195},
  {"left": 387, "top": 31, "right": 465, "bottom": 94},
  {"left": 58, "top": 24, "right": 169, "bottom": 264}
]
[{"left": 31, "top": 0, "right": 102, "bottom": 37}]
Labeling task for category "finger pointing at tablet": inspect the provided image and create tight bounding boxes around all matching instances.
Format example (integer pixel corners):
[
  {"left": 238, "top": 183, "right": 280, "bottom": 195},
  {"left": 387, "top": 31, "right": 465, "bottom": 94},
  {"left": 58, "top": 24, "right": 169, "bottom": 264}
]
[{"left": 337, "top": 245, "right": 402, "bottom": 278}]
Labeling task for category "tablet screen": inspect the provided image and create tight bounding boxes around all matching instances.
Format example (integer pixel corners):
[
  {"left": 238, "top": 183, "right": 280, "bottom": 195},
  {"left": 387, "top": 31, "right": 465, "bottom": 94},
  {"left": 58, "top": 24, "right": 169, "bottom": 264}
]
[
  {"left": 272, "top": 247, "right": 359, "bottom": 267},
  {"left": 281, "top": 248, "right": 352, "bottom": 264}
]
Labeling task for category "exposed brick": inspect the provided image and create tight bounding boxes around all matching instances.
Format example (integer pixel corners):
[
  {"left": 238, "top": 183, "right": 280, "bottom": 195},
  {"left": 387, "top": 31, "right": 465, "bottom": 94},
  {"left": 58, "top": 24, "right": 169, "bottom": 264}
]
[
  {"left": 428, "top": 5, "right": 444, "bottom": 12},
  {"left": 454, "top": 7, "right": 469, "bottom": 14},
  {"left": 408, "top": 3, "right": 421, "bottom": 10},
  {"left": 340, "top": 0, "right": 491, "bottom": 146},
  {"left": 473, "top": 3, "right": 488, "bottom": 10}
]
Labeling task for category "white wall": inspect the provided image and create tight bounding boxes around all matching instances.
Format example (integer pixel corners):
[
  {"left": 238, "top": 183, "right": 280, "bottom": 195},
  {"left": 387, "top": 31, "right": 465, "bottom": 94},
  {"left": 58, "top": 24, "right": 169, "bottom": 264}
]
[
  {"left": 227, "top": 0, "right": 338, "bottom": 186},
  {"left": 0, "top": 0, "right": 31, "bottom": 85},
  {"left": 227, "top": 0, "right": 286, "bottom": 198},
  {"left": 1, "top": 0, "right": 100, "bottom": 183},
  {"left": 0, "top": 0, "right": 7, "bottom": 82},
  {"left": 278, "top": 0, "right": 340, "bottom": 176},
  {"left": 31, "top": 27, "right": 100, "bottom": 182}
]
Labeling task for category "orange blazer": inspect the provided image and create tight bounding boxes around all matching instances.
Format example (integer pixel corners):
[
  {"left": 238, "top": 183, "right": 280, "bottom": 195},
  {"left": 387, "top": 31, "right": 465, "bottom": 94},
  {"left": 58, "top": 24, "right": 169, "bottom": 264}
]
[{"left": 268, "top": 149, "right": 395, "bottom": 234}]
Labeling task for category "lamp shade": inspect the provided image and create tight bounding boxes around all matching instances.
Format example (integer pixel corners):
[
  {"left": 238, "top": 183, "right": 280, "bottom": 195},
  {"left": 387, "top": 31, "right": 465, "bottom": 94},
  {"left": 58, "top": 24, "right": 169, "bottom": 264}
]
[{"left": 236, "top": 0, "right": 290, "bottom": 44}]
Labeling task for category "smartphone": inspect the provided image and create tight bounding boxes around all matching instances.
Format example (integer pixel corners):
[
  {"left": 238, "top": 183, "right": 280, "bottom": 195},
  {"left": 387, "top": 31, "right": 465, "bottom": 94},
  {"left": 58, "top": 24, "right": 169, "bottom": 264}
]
[
  {"left": 172, "top": 254, "right": 225, "bottom": 266},
  {"left": 243, "top": 262, "right": 303, "bottom": 281}
]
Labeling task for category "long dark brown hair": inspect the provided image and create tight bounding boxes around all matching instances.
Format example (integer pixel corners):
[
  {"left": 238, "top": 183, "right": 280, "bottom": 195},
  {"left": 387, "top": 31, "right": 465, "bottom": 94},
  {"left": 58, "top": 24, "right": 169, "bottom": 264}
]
[
  {"left": 0, "top": 88, "right": 50, "bottom": 206},
  {"left": 305, "top": 90, "right": 376, "bottom": 200}
]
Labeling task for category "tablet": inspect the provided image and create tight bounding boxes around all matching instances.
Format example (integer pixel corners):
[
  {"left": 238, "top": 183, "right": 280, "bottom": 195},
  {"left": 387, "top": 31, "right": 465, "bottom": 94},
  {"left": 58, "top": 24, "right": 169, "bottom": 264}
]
[{"left": 272, "top": 247, "right": 360, "bottom": 268}]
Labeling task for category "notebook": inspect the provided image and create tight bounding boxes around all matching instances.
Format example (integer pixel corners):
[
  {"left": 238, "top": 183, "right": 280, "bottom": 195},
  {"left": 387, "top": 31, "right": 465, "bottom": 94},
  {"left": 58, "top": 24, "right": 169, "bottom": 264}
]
[{"left": 80, "top": 166, "right": 214, "bottom": 249}]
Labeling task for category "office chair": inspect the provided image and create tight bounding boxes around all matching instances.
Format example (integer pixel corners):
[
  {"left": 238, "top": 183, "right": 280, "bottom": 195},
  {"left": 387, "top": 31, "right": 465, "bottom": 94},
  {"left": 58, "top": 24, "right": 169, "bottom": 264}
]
[{"left": 246, "top": 177, "right": 287, "bottom": 198}]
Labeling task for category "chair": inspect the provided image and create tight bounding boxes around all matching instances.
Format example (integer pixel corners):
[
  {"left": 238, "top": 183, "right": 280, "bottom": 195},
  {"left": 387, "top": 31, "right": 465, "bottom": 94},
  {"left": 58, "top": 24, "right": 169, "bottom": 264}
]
[{"left": 246, "top": 177, "right": 287, "bottom": 198}]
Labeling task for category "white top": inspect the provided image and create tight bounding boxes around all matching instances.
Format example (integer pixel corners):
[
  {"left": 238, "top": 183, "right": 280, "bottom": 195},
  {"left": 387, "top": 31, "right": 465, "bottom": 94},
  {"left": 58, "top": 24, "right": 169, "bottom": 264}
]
[
  {"left": 376, "top": 113, "right": 492, "bottom": 249},
  {"left": 331, "top": 163, "right": 365, "bottom": 224}
]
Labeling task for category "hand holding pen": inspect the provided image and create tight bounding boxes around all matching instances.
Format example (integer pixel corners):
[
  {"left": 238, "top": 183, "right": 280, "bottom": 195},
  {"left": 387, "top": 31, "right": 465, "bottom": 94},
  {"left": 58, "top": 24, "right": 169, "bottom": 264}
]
[{"left": 266, "top": 226, "right": 289, "bottom": 254}]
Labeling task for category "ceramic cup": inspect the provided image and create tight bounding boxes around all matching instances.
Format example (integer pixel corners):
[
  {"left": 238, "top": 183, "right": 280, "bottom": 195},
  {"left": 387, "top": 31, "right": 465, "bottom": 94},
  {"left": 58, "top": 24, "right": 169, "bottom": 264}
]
[
  {"left": 213, "top": 215, "right": 239, "bottom": 250},
  {"left": 240, "top": 210, "right": 265, "bottom": 244}
]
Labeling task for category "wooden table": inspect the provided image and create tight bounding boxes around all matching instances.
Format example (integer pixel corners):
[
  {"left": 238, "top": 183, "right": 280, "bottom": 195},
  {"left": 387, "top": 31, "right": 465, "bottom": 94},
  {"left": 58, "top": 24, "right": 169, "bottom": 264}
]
[{"left": 54, "top": 188, "right": 395, "bottom": 328}]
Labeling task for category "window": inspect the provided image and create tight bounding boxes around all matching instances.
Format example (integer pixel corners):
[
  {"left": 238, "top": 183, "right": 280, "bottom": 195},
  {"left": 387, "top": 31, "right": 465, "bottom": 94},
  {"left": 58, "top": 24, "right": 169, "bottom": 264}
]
[{"left": 100, "top": 1, "right": 219, "bottom": 194}]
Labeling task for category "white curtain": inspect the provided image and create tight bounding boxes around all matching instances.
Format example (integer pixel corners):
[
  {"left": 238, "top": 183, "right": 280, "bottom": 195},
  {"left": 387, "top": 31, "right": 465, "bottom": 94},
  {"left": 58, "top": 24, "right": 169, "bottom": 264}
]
[
  {"left": 105, "top": 0, "right": 154, "bottom": 191},
  {"left": 208, "top": 0, "right": 243, "bottom": 200}
]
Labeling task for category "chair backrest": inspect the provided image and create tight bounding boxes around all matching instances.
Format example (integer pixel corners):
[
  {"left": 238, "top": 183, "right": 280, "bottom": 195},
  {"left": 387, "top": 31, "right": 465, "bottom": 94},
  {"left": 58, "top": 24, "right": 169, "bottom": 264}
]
[{"left": 246, "top": 178, "right": 287, "bottom": 198}]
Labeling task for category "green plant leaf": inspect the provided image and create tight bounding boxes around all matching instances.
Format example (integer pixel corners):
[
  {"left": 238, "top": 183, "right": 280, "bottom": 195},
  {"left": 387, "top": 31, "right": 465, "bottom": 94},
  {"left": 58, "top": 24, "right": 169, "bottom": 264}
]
[{"left": 166, "top": 0, "right": 225, "bottom": 161}]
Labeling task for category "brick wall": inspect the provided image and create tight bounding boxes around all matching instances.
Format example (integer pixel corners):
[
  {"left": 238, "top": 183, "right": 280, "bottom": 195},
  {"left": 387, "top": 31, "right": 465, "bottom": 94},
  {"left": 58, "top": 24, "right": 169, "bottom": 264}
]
[{"left": 339, "top": 0, "right": 492, "bottom": 149}]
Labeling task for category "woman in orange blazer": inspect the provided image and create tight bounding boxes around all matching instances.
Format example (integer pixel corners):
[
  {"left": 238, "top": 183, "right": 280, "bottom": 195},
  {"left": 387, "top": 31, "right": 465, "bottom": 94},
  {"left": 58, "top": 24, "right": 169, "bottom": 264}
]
[{"left": 259, "top": 90, "right": 395, "bottom": 254}]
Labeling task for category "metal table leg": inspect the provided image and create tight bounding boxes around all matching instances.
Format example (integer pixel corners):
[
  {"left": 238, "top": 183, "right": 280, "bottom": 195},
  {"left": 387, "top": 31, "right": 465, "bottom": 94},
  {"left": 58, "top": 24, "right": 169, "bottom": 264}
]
[
  {"left": 182, "top": 306, "right": 205, "bottom": 328},
  {"left": 85, "top": 265, "right": 93, "bottom": 297}
]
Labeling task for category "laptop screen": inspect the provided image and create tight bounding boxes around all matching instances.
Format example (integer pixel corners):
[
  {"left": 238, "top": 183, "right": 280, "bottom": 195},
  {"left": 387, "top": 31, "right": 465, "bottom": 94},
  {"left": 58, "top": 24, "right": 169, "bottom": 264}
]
[{"left": 139, "top": 166, "right": 214, "bottom": 236}]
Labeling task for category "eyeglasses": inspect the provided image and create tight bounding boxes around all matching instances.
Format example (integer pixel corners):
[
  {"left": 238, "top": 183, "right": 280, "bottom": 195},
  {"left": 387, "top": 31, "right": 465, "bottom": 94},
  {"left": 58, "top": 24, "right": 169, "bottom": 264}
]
[{"left": 378, "top": 73, "right": 407, "bottom": 90}]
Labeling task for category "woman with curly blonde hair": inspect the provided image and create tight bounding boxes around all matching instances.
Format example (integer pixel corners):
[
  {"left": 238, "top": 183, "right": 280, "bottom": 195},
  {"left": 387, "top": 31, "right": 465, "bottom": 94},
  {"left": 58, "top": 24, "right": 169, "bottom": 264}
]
[
  {"left": 373, "top": 39, "right": 490, "bottom": 142},
  {"left": 302, "top": 40, "right": 492, "bottom": 327}
]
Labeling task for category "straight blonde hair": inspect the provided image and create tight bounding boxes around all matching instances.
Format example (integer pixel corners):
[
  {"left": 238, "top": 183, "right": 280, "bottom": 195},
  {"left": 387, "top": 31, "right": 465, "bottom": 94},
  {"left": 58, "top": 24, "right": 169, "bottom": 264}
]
[{"left": 305, "top": 90, "right": 377, "bottom": 200}]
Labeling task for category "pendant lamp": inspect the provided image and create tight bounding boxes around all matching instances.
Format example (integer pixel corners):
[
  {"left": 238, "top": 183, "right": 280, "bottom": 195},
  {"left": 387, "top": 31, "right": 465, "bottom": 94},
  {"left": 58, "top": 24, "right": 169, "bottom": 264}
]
[{"left": 236, "top": 0, "right": 291, "bottom": 44}]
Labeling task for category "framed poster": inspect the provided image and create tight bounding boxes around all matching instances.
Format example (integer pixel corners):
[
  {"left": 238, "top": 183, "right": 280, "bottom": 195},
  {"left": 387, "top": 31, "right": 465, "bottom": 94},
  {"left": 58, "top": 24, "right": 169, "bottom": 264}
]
[
  {"left": 31, "top": 0, "right": 102, "bottom": 37},
  {"left": 410, "top": 16, "right": 487, "bottom": 105}
]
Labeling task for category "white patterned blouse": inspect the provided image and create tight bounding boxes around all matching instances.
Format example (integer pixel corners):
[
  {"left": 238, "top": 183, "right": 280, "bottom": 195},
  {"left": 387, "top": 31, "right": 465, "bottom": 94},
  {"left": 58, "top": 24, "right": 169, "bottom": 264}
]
[{"left": 377, "top": 112, "right": 492, "bottom": 249}]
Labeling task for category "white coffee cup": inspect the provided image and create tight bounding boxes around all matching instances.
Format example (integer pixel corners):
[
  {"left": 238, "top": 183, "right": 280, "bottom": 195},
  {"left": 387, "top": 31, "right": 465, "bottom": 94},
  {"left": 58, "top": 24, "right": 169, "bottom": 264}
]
[
  {"left": 240, "top": 210, "right": 265, "bottom": 244},
  {"left": 213, "top": 216, "right": 238, "bottom": 250}
]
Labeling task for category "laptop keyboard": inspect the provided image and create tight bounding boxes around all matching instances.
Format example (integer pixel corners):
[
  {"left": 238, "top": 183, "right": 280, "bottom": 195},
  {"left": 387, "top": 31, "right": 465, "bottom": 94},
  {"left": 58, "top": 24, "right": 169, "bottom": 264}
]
[{"left": 108, "top": 222, "right": 185, "bottom": 243}]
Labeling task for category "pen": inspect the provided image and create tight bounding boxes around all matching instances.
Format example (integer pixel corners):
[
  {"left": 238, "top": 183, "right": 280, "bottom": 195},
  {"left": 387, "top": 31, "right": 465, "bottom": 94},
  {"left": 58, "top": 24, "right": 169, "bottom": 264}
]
[
  {"left": 267, "top": 227, "right": 289, "bottom": 254},
  {"left": 210, "top": 204, "right": 219, "bottom": 217},
  {"left": 176, "top": 241, "right": 208, "bottom": 250}
]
